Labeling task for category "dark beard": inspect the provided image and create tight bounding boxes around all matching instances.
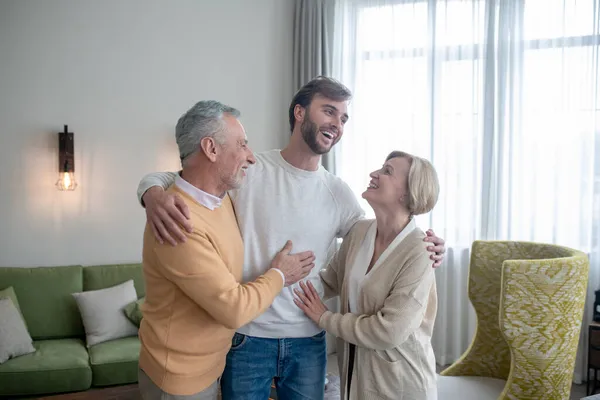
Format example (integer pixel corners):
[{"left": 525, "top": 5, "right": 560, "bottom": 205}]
[{"left": 300, "top": 117, "right": 329, "bottom": 155}]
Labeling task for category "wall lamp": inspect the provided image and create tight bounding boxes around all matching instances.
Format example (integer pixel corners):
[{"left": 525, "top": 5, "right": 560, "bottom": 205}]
[{"left": 56, "top": 125, "right": 77, "bottom": 191}]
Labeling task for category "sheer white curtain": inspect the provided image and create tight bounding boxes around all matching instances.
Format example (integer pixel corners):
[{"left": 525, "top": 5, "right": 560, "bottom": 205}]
[{"left": 332, "top": 0, "right": 600, "bottom": 382}]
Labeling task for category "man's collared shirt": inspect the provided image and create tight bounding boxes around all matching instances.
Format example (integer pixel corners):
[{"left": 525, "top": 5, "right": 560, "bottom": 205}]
[{"left": 174, "top": 174, "right": 223, "bottom": 210}]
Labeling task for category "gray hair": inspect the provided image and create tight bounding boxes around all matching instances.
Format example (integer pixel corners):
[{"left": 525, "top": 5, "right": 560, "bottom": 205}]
[{"left": 176, "top": 100, "right": 241, "bottom": 164}]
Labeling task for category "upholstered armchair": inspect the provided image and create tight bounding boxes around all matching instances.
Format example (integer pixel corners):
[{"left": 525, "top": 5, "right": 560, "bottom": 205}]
[{"left": 437, "top": 240, "right": 589, "bottom": 400}]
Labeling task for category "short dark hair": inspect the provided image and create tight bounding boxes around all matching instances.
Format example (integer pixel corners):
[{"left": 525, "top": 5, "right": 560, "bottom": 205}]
[{"left": 288, "top": 76, "right": 352, "bottom": 132}]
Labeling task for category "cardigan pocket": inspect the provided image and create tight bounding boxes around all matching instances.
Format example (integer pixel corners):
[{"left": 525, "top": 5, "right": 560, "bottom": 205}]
[
  {"left": 374, "top": 341, "right": 432, "bottom": 395},
  {"left": 363, "top": 349, "right": 404, "bottom": 399},
  {"left": 360, "top": 389, "right": 392, "bottom": 400}
]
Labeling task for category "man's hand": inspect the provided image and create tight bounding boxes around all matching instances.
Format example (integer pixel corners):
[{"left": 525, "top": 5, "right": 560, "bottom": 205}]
[
  {"left": 294, "top": 281, "right": 329, "bottom": 324},
  {"left": 143, "top": 187, "right": 192, "bottom": 246},
  {"left": 424, "top": 229, "right": 445, "bottom": 268},
  {"left": 271, "top": 241, "right": 316, "bottom": 286}
]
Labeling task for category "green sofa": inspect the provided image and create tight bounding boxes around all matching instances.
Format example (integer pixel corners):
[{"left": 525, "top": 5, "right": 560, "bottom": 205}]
[{"left": 0, "top": 263, "right": 145, "bottom": 397}]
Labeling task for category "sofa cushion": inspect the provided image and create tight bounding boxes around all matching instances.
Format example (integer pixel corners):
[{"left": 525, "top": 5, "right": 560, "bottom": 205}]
[
  {"left": 124, "top": 296, "right": 145, "bottom": 327},
  {"left": 0, "top": 297, "right": 36, "bottom": 364},
  {"left": 89, "top": 336, "right": 141, "bottom": 386},
  {"left": 0, "top": 338, "right": 92, "bottom": 396},
  {"left": 72, "top": 280, "right": 139, "bottom": 347},
  {"left": 83, "top": 263, "right": 145, "bottom": 297},
  {"left": 0, "top": 266, "right": 84, "bottom": 339}
]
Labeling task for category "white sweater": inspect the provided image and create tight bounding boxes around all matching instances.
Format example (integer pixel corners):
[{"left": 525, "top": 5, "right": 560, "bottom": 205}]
[{"left": 137, "top": 149, "right": 364, "bottom": 338}]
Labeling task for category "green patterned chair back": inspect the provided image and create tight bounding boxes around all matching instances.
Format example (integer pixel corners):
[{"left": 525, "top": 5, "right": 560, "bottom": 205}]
[
  {"left": 499, "top": 245, "right": 589, "bottom": 399},
  {"left": 442, "top": 240, "right": 513, "bottom": 379},
  {"left": 441, "top": 241, "right": 589, "bottom": 400}
]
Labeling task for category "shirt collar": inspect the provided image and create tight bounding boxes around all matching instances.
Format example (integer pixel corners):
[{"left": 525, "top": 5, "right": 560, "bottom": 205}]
[{"left": 174, "top": 174, "right": 223, "bottom": 210}]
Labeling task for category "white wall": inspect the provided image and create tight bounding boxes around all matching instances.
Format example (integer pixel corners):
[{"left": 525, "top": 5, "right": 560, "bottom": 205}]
[{"left": 0, "top": 0, "right": 294, "bottom": 267}]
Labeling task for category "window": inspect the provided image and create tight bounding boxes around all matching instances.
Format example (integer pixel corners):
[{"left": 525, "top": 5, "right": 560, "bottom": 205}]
[{"left": 335, "top": 0, "right": 599, "bottom": 249}]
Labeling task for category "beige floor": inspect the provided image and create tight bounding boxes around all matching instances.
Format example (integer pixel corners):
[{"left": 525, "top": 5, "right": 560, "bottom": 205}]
[{"left": 326, "top": 353, "right": 590, "bottom": 400}]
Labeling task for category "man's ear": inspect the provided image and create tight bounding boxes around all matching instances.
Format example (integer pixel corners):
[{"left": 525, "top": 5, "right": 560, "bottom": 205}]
[
  {"left": 200, "top": 137, "right": 219, "bottom": 162},
  {"left": 294, "top": 104, "right": 306, "bottom": 127}
]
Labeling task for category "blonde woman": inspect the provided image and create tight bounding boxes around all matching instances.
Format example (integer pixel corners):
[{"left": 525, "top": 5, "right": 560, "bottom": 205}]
[{"left": 294, "top": 151, "right": 439, "bottom": 400}]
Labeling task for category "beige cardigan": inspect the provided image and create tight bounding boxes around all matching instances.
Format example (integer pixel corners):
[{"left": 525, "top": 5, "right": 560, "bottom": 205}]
[{"left": 319, "top": 219, "right": 437, "bottom": 400}]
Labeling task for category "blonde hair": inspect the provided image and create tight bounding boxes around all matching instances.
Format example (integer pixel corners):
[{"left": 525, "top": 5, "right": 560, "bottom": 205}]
[{"left": 386, "top": 151, "right": 440, "bottom": 216}]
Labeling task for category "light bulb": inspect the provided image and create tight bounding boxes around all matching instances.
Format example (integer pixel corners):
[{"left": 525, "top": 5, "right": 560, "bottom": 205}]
[
  {"left": 63, "top": 173, "right": 71, "bottom": 188},
  {"left": 56, "top": 172, "right": 78, "bottom": 191}
]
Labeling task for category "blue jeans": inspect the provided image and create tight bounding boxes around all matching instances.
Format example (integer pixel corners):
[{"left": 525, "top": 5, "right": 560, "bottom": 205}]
[{"left": 220, "top": 331, "right": 327, "bottom": 400}]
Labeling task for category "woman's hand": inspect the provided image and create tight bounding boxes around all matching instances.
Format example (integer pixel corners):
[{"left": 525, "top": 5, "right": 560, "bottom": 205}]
[{"left": 293, "top": 281, "right": 329, "bottom": 324}]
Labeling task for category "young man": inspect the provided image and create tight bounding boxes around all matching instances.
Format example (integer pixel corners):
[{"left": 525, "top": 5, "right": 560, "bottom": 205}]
[
  {"left": 138, "top": 100, "right": 316, "bottom": 400},
  {"left": 137, "top": 77, "right": 446, "bottom": 400}
]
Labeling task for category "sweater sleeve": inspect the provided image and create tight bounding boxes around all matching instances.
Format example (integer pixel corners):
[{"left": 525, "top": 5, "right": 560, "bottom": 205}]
[
  {"left": 318, "top": 251, "right": 434, "bottom": 351},
  {"left": 137, "top": 171, "right": 178, "bottom": 206},
  {"left": 153, "top": 232, "right": 284, "bottom": 330}
]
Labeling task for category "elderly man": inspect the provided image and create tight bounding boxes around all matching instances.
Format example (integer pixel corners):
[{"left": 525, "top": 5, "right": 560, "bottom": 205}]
[{"left": 137, "top": 100, "right": 316, "bottom": 400}]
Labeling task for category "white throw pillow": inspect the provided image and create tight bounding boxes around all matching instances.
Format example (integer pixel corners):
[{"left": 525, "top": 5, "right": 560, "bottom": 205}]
[
  {"left": 72, "top": 280, "right": 138, "bottom": 347},
  {"left": 0, "top": 297, "right": 36, "bottom": 364}
]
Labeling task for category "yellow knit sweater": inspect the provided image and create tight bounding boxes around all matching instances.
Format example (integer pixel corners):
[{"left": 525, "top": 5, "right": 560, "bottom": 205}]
[{"left": 138, "top": 185, "right": 283, "bottom": 395}]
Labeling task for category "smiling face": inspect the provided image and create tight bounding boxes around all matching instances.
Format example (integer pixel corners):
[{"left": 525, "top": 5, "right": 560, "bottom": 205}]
[
  {"left": 362, "top": 156, "right": 412, "bottom": 212},
  {"left": 297, "top": 95, "right": 349, "bottom": 155},
  {"left": 216, "top": 113, "right": 256, "bottom": 190}
]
